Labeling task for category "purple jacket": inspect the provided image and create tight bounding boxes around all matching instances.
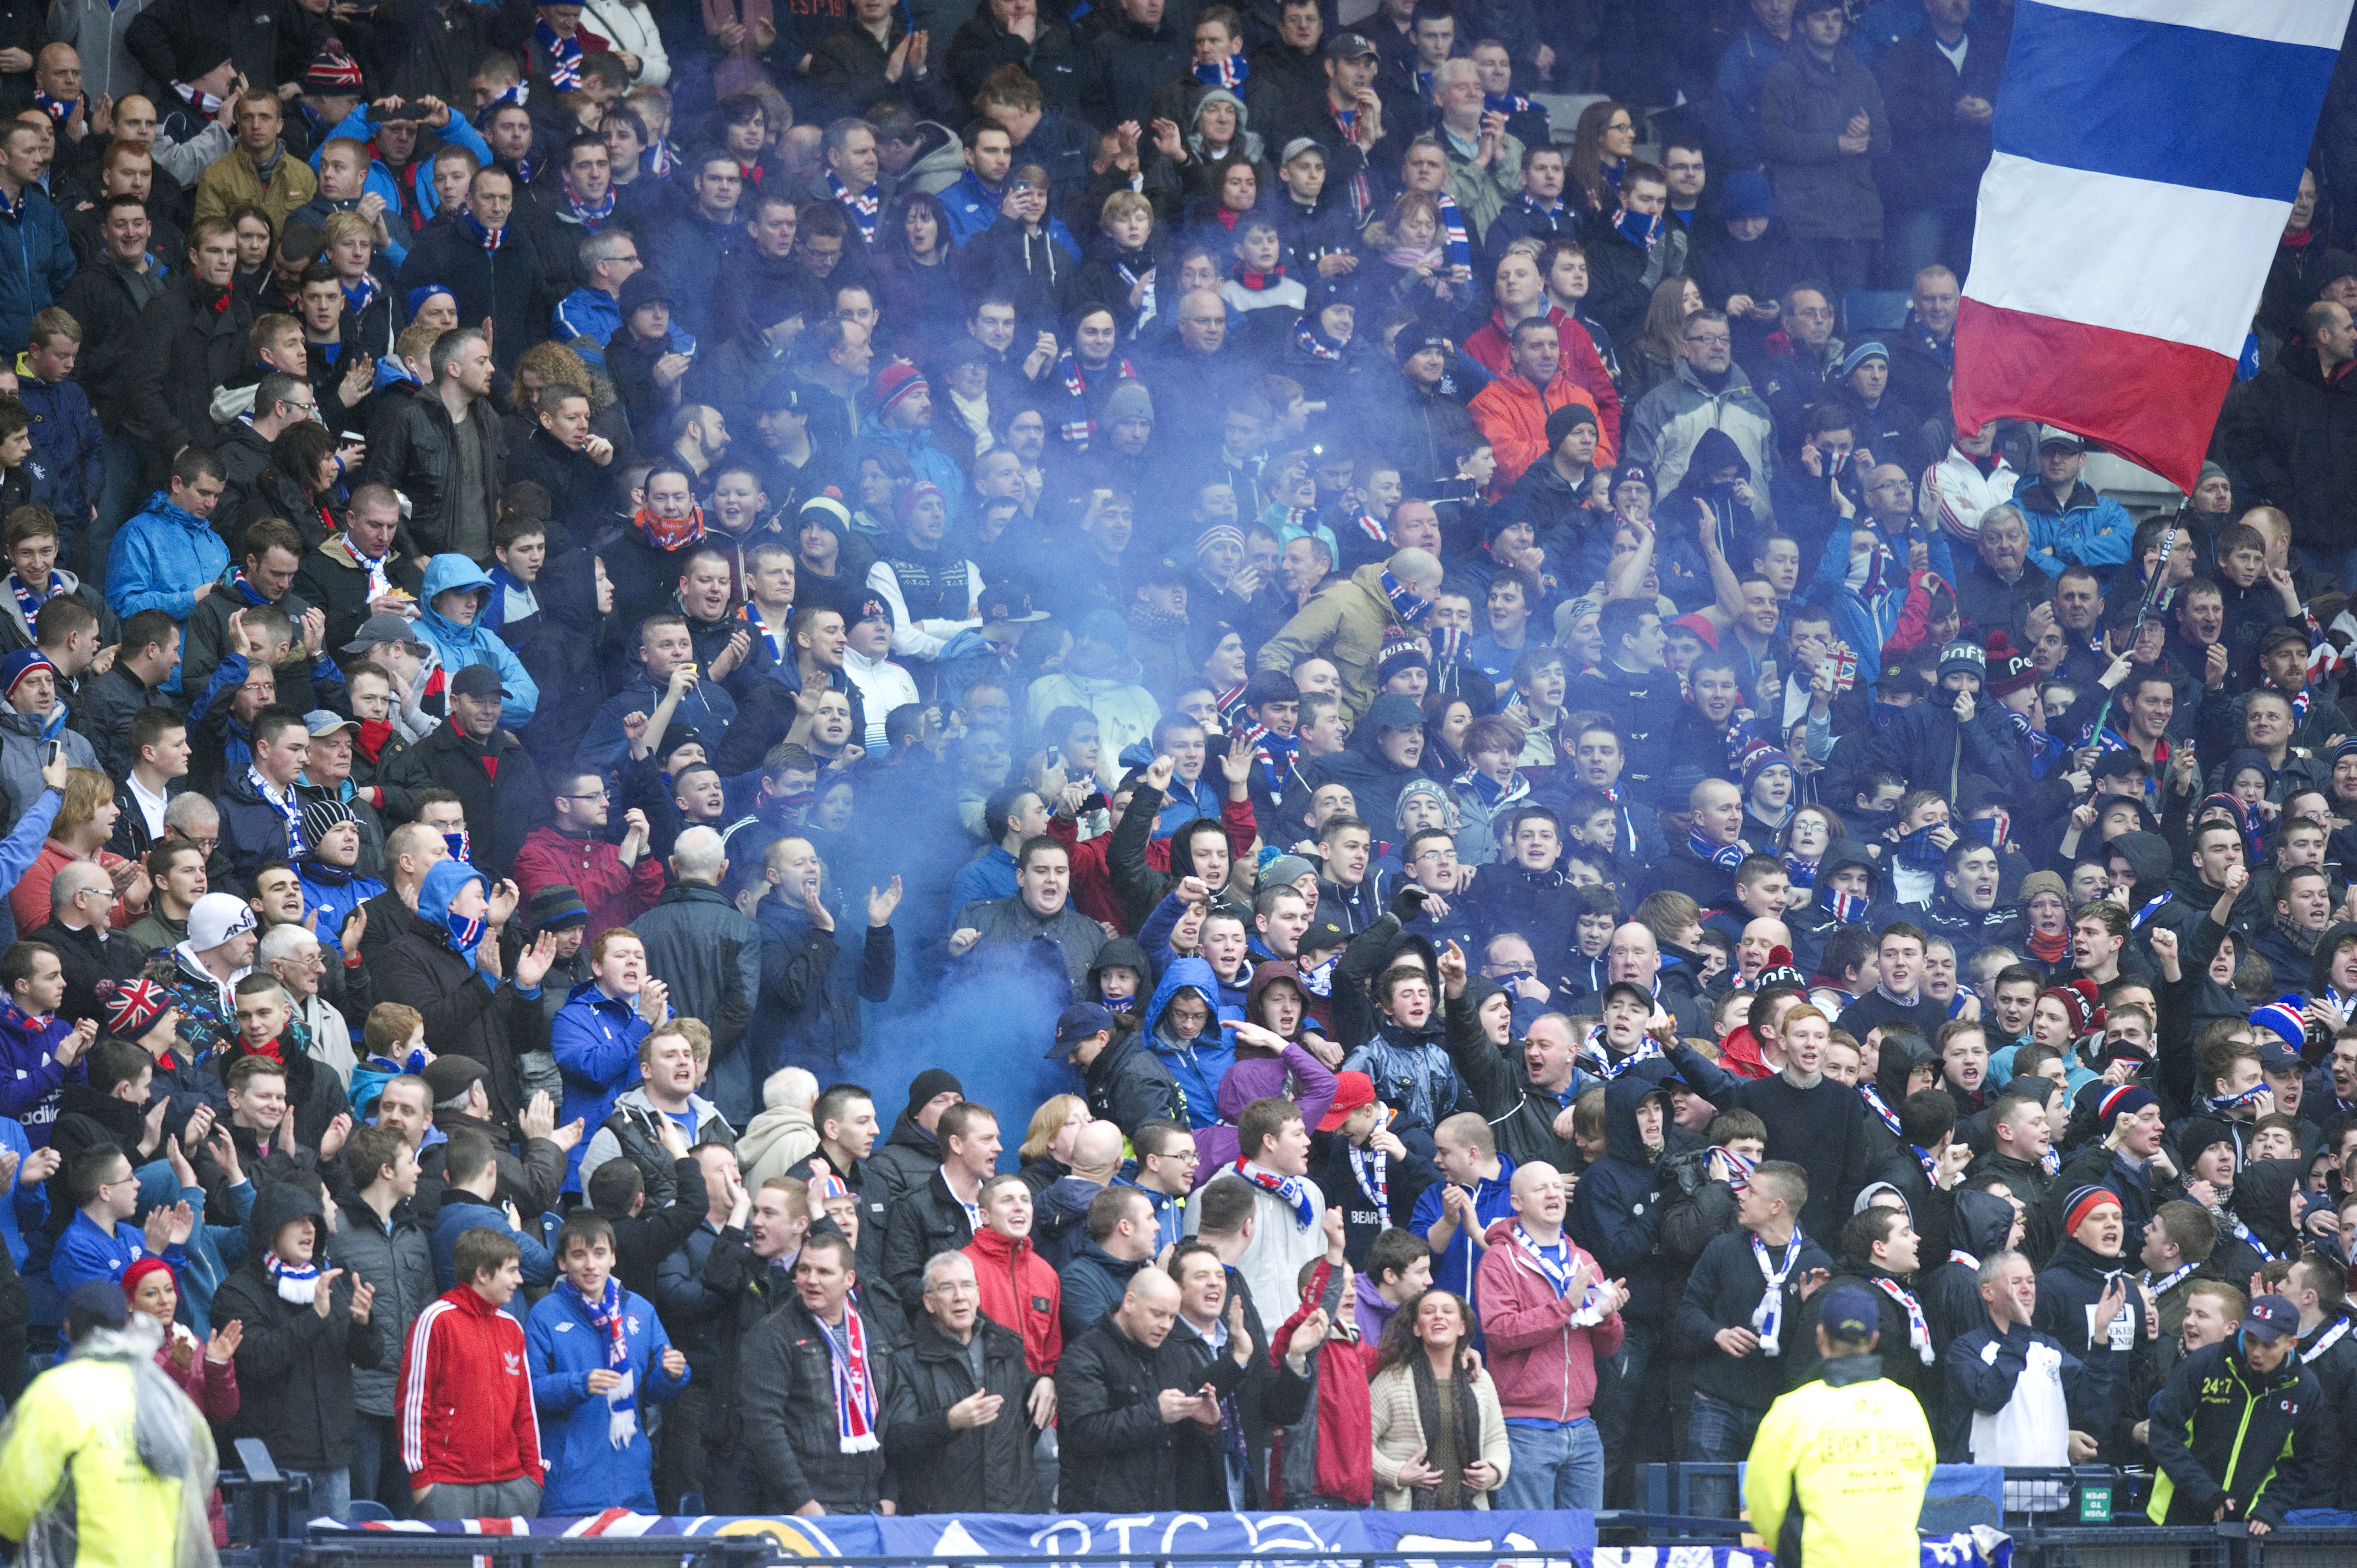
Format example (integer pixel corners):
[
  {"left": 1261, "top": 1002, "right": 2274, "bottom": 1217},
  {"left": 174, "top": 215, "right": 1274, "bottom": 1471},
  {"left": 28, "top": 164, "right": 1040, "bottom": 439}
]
[{"left": 1190, "top": 1040, "right": 1339, "bottom": 1183}]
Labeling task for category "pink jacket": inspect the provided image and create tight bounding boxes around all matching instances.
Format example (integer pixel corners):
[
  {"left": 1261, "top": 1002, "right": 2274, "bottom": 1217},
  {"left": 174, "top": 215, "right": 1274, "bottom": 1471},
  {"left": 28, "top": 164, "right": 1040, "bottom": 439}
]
[
  {"left": 1472, "top": 1216, "right": 1622, "bottom": 1423},
  {"left": 155, "top": 1329, "right": 238, "bottom": 1544}
]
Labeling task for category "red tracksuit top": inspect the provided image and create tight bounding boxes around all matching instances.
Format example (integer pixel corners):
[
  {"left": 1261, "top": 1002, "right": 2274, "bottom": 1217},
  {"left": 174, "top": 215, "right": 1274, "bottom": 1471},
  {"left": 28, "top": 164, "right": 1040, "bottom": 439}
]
[{"left": 399, "top": 1285, "right": 545, "bottom": 1487}]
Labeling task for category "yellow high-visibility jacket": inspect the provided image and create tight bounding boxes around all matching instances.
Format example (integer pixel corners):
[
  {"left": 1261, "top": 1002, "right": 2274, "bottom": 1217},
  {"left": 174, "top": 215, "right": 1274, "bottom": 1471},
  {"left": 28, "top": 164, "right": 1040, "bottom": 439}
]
[
  {"left": 1745, "top": 1354, "right": 1935, "bottom": 1568},
  {"left": 0, "top": 1357, "right": 211, "bottom": 1567}
]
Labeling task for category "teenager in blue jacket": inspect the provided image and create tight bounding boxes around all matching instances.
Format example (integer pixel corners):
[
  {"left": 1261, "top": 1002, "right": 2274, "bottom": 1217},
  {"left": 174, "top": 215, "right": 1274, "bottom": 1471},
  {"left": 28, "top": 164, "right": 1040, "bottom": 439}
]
[{"left": 525, "top": 1211, "right": 690, "bottom": 1515}]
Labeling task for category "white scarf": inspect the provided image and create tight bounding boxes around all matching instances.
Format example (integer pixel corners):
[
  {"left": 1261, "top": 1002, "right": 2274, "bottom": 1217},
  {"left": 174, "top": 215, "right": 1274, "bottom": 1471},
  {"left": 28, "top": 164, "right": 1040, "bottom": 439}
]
[{"left": 1749, "top": 1231, "right": 1805, "bottom": 1356}]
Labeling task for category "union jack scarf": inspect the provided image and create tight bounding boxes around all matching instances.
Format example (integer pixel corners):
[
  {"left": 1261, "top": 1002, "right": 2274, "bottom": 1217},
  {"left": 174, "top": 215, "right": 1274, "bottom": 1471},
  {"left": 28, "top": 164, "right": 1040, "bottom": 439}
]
[
  {"left": 1213, "top": 679, "right": 1247, "bottom": 731},
  {"left": 1232, "top": 1157, "right": 1317, "bottom": 1227},
  {"left": 536, "top": 18, "right": 584, "bottom": 89},
  {"left": 814, "top": 1309, "right": 880, "bottom": 1452},
  {"left": 828, "top": 172, "right": 881, "bottom": 244}
]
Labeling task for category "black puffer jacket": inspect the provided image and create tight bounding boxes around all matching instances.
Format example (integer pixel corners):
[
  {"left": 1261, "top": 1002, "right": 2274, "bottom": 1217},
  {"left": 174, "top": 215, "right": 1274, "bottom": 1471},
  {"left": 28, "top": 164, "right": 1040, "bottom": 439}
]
[
  {"left": 864, "top": 1108, "right": 943, "bottom": 1220},
  {"left": 738, "top": 1295, "right": 891, "bottom": 1512},
  {"left": 880, "top": 1167, "right": 977, "bottom": 1305},
  {"left": 1054, "top": 1310, "right": 1188, "bottom": 1513},
  {"left": 371, "top": 911, "right": 544, "bottom": 1122},
  {"left": 213, "top": 1180, "right": 386, "bottom": 1470},
  {"left": 881, "top": 1311, "right": 1047, "bottom": 1513}
]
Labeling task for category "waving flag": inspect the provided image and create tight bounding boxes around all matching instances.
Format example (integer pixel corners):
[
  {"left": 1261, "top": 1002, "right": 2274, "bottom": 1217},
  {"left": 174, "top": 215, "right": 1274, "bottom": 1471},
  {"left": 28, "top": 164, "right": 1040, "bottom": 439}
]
[{"left": 1953, "top": 0, "right": 2354, "bottom": 490}]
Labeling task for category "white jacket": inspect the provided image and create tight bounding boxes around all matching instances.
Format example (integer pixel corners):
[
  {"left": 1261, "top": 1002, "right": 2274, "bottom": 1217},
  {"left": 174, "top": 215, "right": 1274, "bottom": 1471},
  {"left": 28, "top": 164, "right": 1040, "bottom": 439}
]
[
  {"left": 578, "top": 0, "right": 671, "bottom": 85},
  {"left": 841, "top": 644, "right": 920, "bottom": 751},
  {"left": 1920, "top": 445, "right": 2022, "bottom": 546}
]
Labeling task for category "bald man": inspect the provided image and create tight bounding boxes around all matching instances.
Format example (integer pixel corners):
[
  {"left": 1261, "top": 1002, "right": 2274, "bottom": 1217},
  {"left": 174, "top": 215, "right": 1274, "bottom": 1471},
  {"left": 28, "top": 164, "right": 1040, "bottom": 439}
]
[
  {"left": 1258, "top": 547, "right": 1445, "bottom": 723},
  {"left": 1652, "top": 778, "right": 1751, "bottom": 903},
  {"left": 1054, "top": 1267, "right": 1209, "bottom": 1513},
  {"left": 1605, "top": 920, "right": 1708, "bottom": 1038}
]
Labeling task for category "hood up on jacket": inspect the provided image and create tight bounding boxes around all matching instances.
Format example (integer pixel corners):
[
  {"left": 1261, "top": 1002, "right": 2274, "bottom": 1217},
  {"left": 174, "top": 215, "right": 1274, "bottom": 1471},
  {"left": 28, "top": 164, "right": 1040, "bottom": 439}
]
[
  {"left": 1950, "top": 1186, "right": 2017, "bottom": 1260},
  {"left": 248, "top": 1173, "right": 328, "bottom": 1259},
  {"left": 1816, "top": 838, "right": 1879, "bottom": 910},
  {"left": 2311, "top": 921, "right": 2357, "bottom": 998},
  {"left": 2105, "top": 830, "right": 2173, "bottom": 908},
  {"left": 1240, "top": 961, "right": 1310, "bottom": 1053},
  {"left": 2233, "top": 1158, "right": 2305, "bottom": 1257},
  {"left": 1145, "top": 954, "right": 1231, "bottom": 1045},
  {"left": 1874, "top": 1031, "right": 1937, "bottom": 1108},
  {"left": 1601, "top": 1069, "right": 1671, "bottom": 1168},
  {"left": 415, "top": 858, "right": 487, "bottom": 956},
  {"left": 1090, "top": 936, "right": 1152, "bottom": 1013}
]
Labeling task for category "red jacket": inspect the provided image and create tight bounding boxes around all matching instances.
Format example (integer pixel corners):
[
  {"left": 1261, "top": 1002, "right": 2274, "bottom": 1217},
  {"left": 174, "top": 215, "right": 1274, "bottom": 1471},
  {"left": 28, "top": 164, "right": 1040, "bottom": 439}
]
[
  {"left": 1048, "top": 796, "right": 1256, "bottom": 932},
  {"left": 399, "top": 1286, "right": 544, "bottom": 1487},
  {"left": 964, "top": 1225, "right": 1062, "bottom": 1375},
  {"left": 1472, "top": 1216, "right": 1623, "bottom": 1423},
  {"left": 1462, "top": 304, "right": 1622, "bottom": 453},
  {"left": 511, "top": 826, "right": 665, "bottom": 940}
]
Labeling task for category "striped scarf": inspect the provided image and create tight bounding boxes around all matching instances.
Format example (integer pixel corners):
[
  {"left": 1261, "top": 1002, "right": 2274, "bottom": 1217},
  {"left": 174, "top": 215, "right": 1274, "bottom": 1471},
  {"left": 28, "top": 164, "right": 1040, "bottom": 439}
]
[
  {"left": 814, "top": 1309, "right": 879, "bottom": 1452},
  {"left": 578, "top": 1278, "right": 640, "bottom": 1446},
  {"left": 828, "top": 171, "right": 881, "bottom": 243},
  {"left": 536, "top": 18, "right": 584, "bottom": 89},
  {"left": 267, "top": 1252, "right": 323, "bottom": 1305},
  {"left": 5, "top": 568, "right": 58, "bottom": 628}
]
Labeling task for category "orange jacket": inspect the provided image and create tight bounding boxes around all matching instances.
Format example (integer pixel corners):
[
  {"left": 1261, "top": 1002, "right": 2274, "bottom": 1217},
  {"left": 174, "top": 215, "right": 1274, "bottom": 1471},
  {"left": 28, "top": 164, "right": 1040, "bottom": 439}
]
[
  {"left": 964, "top": 1226, "right": 1062, "bottom": 1376},
  {"left": 1468, "top": 369, "right": 1609, "bottom": 493},
  {"left": 1464, "top": 306, "right": 1622, "bottom": 453}
]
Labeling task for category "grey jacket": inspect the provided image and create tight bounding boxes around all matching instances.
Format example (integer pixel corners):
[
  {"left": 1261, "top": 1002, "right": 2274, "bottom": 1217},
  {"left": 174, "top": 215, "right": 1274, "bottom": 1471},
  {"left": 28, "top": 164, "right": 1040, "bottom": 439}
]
[
  {"left": 328, "top": 1194, "right": 437, "bottom": 1417},
  {"left": 47, "top": 0, "right": 156, "bottom": 102},
  {"left": 1759, "top": 40, "right": 1890, "bottom": 241},
  {"left": 0, "top": 702, "right": 97, "bottom": 834},
  {"left": 951, "top": 892, "right": 1107, "bottom": 993},
  {"left": 1625, "top": 356, "right": 1779, "bottom": 522}
]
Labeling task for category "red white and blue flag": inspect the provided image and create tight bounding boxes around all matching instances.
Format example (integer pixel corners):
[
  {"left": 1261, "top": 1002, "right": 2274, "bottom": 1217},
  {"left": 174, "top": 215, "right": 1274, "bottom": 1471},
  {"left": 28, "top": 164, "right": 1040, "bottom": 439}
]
[{"left": 1954, "top": 0, "right": 2354, "bottom": 490}]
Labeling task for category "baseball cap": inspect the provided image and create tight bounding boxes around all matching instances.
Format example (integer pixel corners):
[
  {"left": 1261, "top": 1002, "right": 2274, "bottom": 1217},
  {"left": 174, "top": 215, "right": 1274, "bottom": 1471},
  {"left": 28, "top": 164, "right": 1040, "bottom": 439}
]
[
  {"left": 1049, "top": 1002, "right": 1116, "bottom": 1056},
  {"left": 978, "top": 581, "right": 1049, "bottom": 624},
  {"left": 2243, "top": 1294, "right": 2300, "bottom": 1343},
  {"left": 2091, "top": 749, "right": 2148, "bottom": 781},
  {"left": 1817, "top": 1282, "right": 1880, "bottom": 1342},
  {"left": 1300, "top": 914, "right": 1349, "bottom": 956},
  {"left": 1324, "top": 30, "right": 1376, "bottom": 58},
  {"left": 341, "top": 611, "right": 427, "bottom": 653},
  {"left": 304, "top": 708, "right": 359, "bottom": 737},
  {"left": 1318, "top": 1071, "right": 1376, "bottom": 1132},
  {"left": 2035, "top": 424, "right": 2085, "bottom": 451}
]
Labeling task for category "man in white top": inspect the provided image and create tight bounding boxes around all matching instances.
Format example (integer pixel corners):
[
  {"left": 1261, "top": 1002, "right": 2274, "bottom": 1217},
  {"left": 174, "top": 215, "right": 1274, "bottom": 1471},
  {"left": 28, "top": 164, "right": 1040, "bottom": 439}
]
[
  {"left": 839, "top": 593, "right": 918, "bottom": 754},
  {"left": 256, "top": 923, "right": 354, "bottom": 1080},
  {"left": 1193, "top": 1095, "right": 1327, "bottom": 1318},
  {"left": 1943, "top": 1248, "right": 2122, "bottom": 1466}
]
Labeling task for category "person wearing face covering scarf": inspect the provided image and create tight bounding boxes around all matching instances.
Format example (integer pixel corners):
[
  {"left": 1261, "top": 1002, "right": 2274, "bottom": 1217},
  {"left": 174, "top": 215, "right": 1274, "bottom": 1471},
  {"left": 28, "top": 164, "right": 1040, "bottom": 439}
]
[
  {"left": 373, "top": 859, "right": 562, "bottom": 1123},
  {"left": 512, "top": 547, "right": 625, "bottom": 778},
  {"left": 1808, "top": 514, "right": 1910, "bottom": 676}
]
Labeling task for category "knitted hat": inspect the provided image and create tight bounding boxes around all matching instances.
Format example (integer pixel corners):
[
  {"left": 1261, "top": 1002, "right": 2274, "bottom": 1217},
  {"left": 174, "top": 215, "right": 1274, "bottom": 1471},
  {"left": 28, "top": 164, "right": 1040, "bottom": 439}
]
[
  {"left": 618, "top": 270, "right": 673, "bottom": 315},
  {"left": 1837, "top": 341, "right": 1890, "bottom": 378},
  {"left": 2017, "top": 870, "right": 2066, "bottom": 906},
  {"left": 1610, "top": 461, "right": 1653, "bottom": 498},
  {"left": 1544, "top": 401, "right": 1599, "bottom": 449},
  {"left": 2041, "top": 977, "right": 2102, "bottom": 1038},
  {"left": 1103, "top": 379, "right": 1155, "bottom": 428},
  {"left": 1985, "top": 631, "right": 2038, "bottom": 698},
  {"left": 300, "top": 796, "right": 356, "bottom": 847},
  {"left": 894, "top": 481, "right": 946, "bottom": 529},
  {"left": 187, "top": 892, "right": 256, "bottom": 953},
  {"left": 870, "top": 362, "right": 928, "bottom": 416},
  {"left": 0, "top": 647, "right": 55, "bottom": 697},
  {"left": 527, "top": 884, "right": 589, "bottom": 931},
  {"left": 301, "top": 45, "right": 365, "bottom": 93},
  {"left": 1722, "top": 169, "right": 1773, "bottom": 222},
  {"left": 102, "top": 978, "right": 170, "bottom": 1038},
  {"left": 1394, "top": 777, "right": 1449, "bottom": 826},
  {"left": 798, "top": 495, "right": 851, "bottom": 540},
  {"left": 2249, "top": 996, "right": 2308, "bottom": 1050},
  {"left": 1193, "top": 522, "right": 1246, "bottom": 560},
  {"left": 2096, "top": 1084, "right": 2158, "bottom": 1127},
  {"left": 2060, "top": 1184, "right": 2121, "bottom": 1237},
  {"left": 1754, "top": 944, "right": 1807, "bottom": 993},
  {"left": 906, "top": 1069, "right": 964, "bottom": 1117},
  {"left": 1737, "top": 739, "right": 1793, "bottom": 797},
  {"left": 1376, "top": 629, "right": 1430, "bottom": 687},
  {"left": 406, "top": 283, "right": 456, "bottom": 320},
  {"left": 1259, "top": 850, "right": 1317, "bottom": 889},
  {"left": 1937, "top": 639, "right": 1986, "bottom": 684}
]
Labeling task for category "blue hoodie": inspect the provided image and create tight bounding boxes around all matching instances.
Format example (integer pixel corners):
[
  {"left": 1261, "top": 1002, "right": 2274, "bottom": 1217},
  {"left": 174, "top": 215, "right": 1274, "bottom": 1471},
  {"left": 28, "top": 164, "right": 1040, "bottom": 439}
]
[
  {"left": 526, "top": 1278, "right": 690, "bottom": 1513},
  {"left": 551, "top": 979, "right": 651, "bottom": 1189},
  {"left": 416, "top": 554, "right": 541, "bottom": 726},
  {"left": 1142, "top": 955, "right": 1239, "bottom": 1130},
  {"left": 855, "top": 406, "right": 965, "bottom": 501},
  {"left": 106, "top": 491, "right": 232, "bottom": 619},
  {"left": 415, "top": 859, "right": 543, "bottom": 1001}
]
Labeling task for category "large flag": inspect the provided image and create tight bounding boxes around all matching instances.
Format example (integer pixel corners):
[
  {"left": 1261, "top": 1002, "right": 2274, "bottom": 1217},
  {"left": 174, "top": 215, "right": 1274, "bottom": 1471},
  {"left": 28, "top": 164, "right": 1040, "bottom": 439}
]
[{"left": 1953, "top": 0, "right": 2354, "bottom": 490}]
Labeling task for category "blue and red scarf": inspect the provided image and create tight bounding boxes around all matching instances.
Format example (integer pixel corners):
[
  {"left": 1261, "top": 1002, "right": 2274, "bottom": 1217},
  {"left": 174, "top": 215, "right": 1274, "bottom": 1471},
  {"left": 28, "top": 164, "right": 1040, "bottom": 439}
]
[
  {"left": 814, "top": 1308, "right": 879, "bottom": 1452},
  {"left": 578, "top": 1277, "right": 640, "bottom": 1446},
  {"left": 1232, "top": 1156, "right": 1316, "bottom": 1227},
  {"left": 536, "top": 18, "right": 585, "bottom": 90}
]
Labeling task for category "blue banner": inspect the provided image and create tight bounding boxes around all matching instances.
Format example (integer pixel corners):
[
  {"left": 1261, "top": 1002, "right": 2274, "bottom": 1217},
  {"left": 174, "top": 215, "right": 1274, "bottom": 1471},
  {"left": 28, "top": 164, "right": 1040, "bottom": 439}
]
[{"left": 324, "top": 1508, "right": 2007, "bottom": 1567}]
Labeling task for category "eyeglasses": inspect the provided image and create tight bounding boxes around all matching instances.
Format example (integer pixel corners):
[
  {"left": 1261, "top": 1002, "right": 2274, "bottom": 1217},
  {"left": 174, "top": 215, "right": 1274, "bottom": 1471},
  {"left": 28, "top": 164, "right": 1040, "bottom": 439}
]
[{"left": 564, "top": 789, "right": 611, "bottom": 803}]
